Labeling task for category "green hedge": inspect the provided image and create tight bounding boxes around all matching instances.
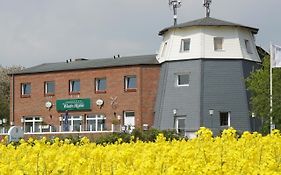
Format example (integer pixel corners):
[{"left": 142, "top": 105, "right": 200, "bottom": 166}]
[{"left": 94, "top": 128, "right": 186, "bottom": 145}]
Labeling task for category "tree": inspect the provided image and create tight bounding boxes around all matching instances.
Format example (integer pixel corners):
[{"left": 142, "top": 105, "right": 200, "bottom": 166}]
[
  {"left": 0, "top": 65, "right": 23, "bottom": 124},
  {"left": 246, "top": 55, "right": 281, "bottom": 133}
]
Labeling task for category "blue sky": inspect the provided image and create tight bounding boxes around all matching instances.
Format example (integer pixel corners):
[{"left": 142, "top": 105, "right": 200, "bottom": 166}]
[{"left": 0, "top": 0, "right": 280, "bottom": 67}]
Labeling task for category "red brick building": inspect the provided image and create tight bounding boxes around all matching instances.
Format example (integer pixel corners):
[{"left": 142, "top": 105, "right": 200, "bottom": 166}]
[{"left": 10, "top": 55, "right": 160, "bottom": 133}]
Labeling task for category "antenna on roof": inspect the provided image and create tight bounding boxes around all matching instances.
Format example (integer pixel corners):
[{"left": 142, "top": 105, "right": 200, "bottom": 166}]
[
  {"left": 203, "top": 0, "right": 212, "bottom": 17},
  {"left": 168, "top": 0, "right": 182, "bottom": 26}
]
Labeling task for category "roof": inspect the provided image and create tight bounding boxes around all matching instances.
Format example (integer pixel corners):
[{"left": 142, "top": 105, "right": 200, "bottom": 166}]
[
  {"left": 12, "top": 54, "right": 159, "bottom": 75},
  {"left": 159, "top": 17, "right": 259, "bottom": 35}
]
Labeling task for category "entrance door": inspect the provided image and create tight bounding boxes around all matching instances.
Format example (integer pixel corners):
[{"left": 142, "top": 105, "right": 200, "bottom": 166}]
[
  {"left": 175, "top": 116, "right": 186, "bottom": 135},
  {"left": 124, "top": 111, "right": 135, "bottom": 131}
]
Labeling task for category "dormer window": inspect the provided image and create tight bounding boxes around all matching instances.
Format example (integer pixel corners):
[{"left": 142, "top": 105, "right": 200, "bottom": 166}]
[
  {"left": 214, "top": 37, "right": 224, "bottom": 51},
  {"left": 180, "top": 38, "right": 191, "bottom": 52},
  {"left": 245, "top": 40, "right": 252, "bottom": 54}
]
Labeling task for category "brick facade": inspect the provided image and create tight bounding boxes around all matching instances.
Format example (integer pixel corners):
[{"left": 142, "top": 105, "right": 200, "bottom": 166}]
[{"left": 10, "top": 65, "right": 160, "bottom": 132}]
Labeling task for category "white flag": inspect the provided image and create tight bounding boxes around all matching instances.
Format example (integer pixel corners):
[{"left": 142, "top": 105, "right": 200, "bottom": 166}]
[{"left": 271, "top": 44, "right": 281, "bottom": 68}]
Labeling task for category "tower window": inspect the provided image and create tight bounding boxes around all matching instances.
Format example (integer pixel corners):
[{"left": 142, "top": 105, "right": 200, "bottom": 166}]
[
  {"left": 214, "top": 37, "right": 224, "bottom": 51},
  {"left": 245, "top": 40, "right": 252, "bottom": 54},
  {"left": 220, "top": 112, "right": 230, "bottom": 127},
  {"left": 161, "top": 42, "right": 168, "bottom": 57},
  {"left": 176, "top": 73, "right": 190, "bottom": 86},
  {"left": 180, "top": 38, "right": 191, "bottom": 52}
]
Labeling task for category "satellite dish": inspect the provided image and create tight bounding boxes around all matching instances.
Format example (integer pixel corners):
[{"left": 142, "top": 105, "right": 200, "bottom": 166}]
[
  {"left": 96, "top": 99, "right": 104, "bottom": 108},
  {"left": 45, "top": 101, "right": 52, "bottom": 108}
]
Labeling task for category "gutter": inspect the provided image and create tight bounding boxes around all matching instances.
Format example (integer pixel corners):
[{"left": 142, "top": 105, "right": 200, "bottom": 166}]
[{"left": 11, "top": 74, "right": 15, "bottom": 125}]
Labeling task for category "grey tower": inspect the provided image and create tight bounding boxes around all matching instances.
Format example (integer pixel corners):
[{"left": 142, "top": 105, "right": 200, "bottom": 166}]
[{"left": 154, "top": 17, "right": 260, "bottom": 137}]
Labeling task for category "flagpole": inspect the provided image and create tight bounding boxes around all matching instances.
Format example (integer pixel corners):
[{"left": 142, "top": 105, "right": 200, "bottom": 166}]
[{"left": 270, "top": 42, "right": 273, "bottom": 133}]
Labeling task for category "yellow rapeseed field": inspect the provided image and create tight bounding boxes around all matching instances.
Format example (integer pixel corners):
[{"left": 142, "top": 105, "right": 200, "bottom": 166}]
[{"left": 0, "top": 127, "right": 281, "bottom": 175}]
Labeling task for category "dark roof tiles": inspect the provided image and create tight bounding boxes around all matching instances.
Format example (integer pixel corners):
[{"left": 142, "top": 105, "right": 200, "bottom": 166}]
[
  {"left": 14, "top": 54, "right": 159, "bottom": 75},
  {"left": 159, "top": 17, "right": 259, "bottom": 35}
]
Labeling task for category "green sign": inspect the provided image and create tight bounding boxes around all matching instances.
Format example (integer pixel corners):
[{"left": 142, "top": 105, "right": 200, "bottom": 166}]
[{"left": 56, "top": 98, "right": 91, "bottom": 111}]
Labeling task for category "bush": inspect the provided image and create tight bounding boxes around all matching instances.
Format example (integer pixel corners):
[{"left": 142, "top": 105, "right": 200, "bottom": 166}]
[{"left": 94, "top": 128, "right": 185, "bottom": 145}]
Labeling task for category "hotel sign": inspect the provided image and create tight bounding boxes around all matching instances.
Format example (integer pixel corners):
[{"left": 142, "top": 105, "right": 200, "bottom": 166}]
[{"left": 56, "top": 98, "right": 91, "bottom": 111}]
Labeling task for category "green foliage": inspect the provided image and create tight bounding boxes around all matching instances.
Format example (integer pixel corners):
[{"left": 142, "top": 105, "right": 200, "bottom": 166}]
[
  {"left": 0, "top": 65, "right": 23, "bottom": 122},
  {"left": 94, "top": 128, "right": 185, "bottom": 145},
  {"left": 246, "top": 55, "right": 281, "bottom": 133}
]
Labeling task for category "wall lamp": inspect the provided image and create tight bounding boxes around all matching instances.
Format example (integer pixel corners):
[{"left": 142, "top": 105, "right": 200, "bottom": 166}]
[
  {"left": 209, "top": 109, "right": 214, "bottom": 116},
  {"left": 173, "top": 109, "right": 177, "bottom": 116}
]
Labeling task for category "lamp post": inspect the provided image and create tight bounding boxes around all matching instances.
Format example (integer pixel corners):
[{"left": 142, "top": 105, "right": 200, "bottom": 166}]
[
  {"left": 117, "top": 115, "right": 121, "bottom": 131},
  {"left": 21, "top": 117, "right": 25, "bottom": 131},
  {"left": 209, "top": 109, "right": 214, "bottom": 129},
  {"left": 3, "top": 118, "right": 6, "bottom": 133},
  {"left": 173, "top": 109, "right": 177, "bottom": 116},
  {"left": 0, "top": 120, "right": 2, "bottom": 133},
  {"left": 251, "top": 112, "right": 255, "bottom": 131},
  {"left": 59, "top": 116, "right": 62, "bottom": 132},
  {"left": 173, "top": 109, "right": 178, "bottom": 133}
]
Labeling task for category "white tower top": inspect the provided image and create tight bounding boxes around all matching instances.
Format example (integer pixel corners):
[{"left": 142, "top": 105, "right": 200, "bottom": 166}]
[{"left": 157, "top": 17, "right": 260, "bottom": 63}]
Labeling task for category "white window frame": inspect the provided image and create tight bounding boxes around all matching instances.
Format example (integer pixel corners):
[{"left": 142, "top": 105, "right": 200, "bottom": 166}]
[
  {"left": 68, "top": 115, "right": 83, "bottom": 132},
  {"left": 176, "top": 73, "right": 190, "bottom": 87},
  {"left": 44, "top": 81, "right": 55, "bottom": 94},
  {"left": 95, "top": 78, "right": 106, "bottom": 92},
  {"left": 86, "top": 114, "right": 105, "bottom": 131},
  {"left": 220, "top": 112, "right": 231, "bottom": 127},
  {"left": 245, "top": 39, "right": 253, "bottom": 54},
  {"left": 214, "top": 37, "right": 224, "bottom": 51},
  {"left": 123, "top": 111, "right": 135, "bottom": 131},
  {"left": 125, "top": 76, "right": 137, "bottom": 90},
  {"left": 23, "top": 116, "right": 43, "bottom": 133},
  {"left": 180, "top": 38, "right": 191, "bottom": 52},
  {"left": 69, "top": 80, "right": 80, "bottom": 93},
  {"left": 21, "top": 83, "right": 31, "bottom": 95}
]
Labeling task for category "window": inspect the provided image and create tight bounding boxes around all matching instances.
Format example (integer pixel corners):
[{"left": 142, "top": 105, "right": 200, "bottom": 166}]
[
  {"left": 21, "top": 83, "right": 31, "bottom": 97},
  {"left": 22, "top": 116, "right": 43, "bottom": 133},
  {"left": 125, "top": 76, "right": 137, "bottom": 91},
  {"left": 180, "top": 38, "right": 191, "bottom": 52},
  {"left": 161, "top": 42, "right": 168, "bottom": 57},
  {"left": 86, "top": 114, "right": 105, "bottom": 131},
  {"left": 245, "top": 40, "right": 252, "bottom": 54},
  {"left": 95, "top": 78, "right": 106, "bottom": 93},
  {"left": 69, "top": 116, "right": 82, "bottom": 132},
  {"left": 214, "top": 37, "right": 223, "bottom": 51},
  {"left": 220, "top": 112, "right": 230, "bottom": 127},
  {"left": 69, "top": 80, "right": 80, "bottom": 93},
  {"left": 175, "top": 117, "right": 186, "bottom": 135},
  {"left": 45, "top": 81, "right": 55, "bottom": 95},
  {"left": 176, "top": 73, "right": 190, "bottom": 86},
  {"left": 123, "top": 111, "right": 135, "bottom": 132}
]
